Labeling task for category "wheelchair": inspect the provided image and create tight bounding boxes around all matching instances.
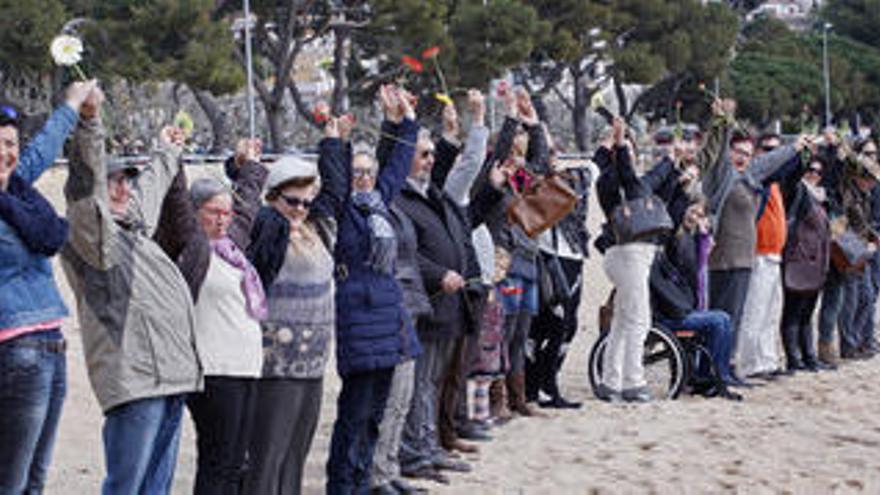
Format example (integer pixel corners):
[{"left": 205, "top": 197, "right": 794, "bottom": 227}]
[{"left": 588, "top": 291, "right": 740, "bottom": 401}]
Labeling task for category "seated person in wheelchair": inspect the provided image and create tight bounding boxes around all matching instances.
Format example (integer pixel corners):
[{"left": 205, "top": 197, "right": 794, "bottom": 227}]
[{"left": 650, "top": 198, "right": 742, "bottom": 390}]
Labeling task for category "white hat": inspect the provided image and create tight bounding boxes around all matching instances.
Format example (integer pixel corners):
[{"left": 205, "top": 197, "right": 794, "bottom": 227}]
[{"left": 265, "top": 155, "right": 320, "bottom": 192}]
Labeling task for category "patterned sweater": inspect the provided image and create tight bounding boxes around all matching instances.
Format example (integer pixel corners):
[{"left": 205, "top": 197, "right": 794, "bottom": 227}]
[{"left": 261, "top": 224, "right": 335, "bottom": 379}]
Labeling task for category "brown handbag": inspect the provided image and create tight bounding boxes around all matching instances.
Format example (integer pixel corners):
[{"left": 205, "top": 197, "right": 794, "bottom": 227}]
[{"left": 506, "top": 172, "right": 577, "bottom": 238}]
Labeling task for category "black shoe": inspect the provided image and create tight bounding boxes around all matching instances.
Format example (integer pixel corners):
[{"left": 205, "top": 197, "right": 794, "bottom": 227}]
[
  {"left": 371, "top": 484, "right": 401, "bottom": 495},
  {"left": 770, "top": 368, "right": 795, "bottom": 377},
  {"left": 621, "top": 386, "right": 652, "bottom": 403},
  {"left": 433, "top": 456, "right": 472, "bottom": 473},
  {"left": 538, "top": 395, "right": 583, "bottom": 409},
  {"left": 725, "top": 375, "right": 755, "bottom": 388},
  {"left": 391, "top": 478, "right": 428, "bottom": 494},
  {"left": 457, "top": 423, "right": 492, "bottom": 442},
  {"left": 401, "top": 466, "right": 449, "bottom": 485}
]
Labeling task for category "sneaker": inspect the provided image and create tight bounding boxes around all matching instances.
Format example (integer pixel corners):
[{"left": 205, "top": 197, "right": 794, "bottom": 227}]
[
  {"left": 594, "top": 383, "right": 623, "bottom": 403},
  {"left": 621, "top": 386, "right": 652, "bottom": 403},
  {"left": 391, "top": 478, "right": 429, "bottom": 494},
  {"left": 434, "top": 456, "right": 473, "bottom": 473}
]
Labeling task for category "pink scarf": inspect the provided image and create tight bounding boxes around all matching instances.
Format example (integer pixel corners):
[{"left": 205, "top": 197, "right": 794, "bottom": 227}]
[{"left": 210, "top": 237, "right": 268, "bottom": 321}]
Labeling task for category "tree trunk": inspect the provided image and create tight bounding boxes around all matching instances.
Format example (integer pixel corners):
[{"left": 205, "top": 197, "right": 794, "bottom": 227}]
[
  {"left": 265, "top": 102, "right": 284, "bottom": 153},
  {"left": 615, "top": 77, "right": 629, "bottom": 118},
  {"left": 330, "top": 26, "right": 350, "bottom": 115},
  {"left": 572, "top": 69, "right": 589, "bottom": 152},
  {"left": 192, "top": 89, "right": 232, "bottom": 153}
]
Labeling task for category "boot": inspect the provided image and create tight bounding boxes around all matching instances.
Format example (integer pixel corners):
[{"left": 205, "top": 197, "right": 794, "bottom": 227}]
[
  {"left": 818, "top": 341, "right": 839, "bottom": 366},
  {"left": 506, "top": 372, "right": 546, "bottom": 417},
  {"left": 489, "top": 378, "right": 512, "bottom": 424}
]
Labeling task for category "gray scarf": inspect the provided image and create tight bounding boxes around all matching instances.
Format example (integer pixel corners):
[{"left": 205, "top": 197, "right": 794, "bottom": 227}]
[{"left": 351, "top": 190, "right": 398, "bottom": 275}]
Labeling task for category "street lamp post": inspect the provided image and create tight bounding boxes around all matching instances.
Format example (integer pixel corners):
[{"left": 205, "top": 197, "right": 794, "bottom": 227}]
[{"left": 823, "top": 22, "right": 833, "bottom": 128}]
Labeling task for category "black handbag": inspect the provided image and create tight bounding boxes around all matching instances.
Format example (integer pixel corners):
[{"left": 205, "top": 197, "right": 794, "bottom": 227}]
[
  {"left": 538, "top": 251, "right": 570, "bottom": 309},
  {"left": 611, "top": 195, "right": 674, "bottom": 244},
  {"left": 649, "top": 251, "right": 696, "bottom": 321}
]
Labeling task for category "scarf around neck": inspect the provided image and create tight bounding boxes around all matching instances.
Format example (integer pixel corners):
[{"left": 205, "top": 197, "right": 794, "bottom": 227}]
[
  {"left": 351, "top": 189, "right": 397, "bottom": 275},
  {"left": 210, "top": 236, "right": 268, "bottom": 320}
]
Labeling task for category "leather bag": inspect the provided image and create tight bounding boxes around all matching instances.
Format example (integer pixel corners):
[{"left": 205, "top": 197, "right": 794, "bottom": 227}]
[
  {"left": 830, "top": 230, "right": 869, "bottom": 274},
  {"left": 611, "top": 195, "right": 673, "bottom": 244},
  {"left": 506, "top": 173, "right": 577, "bottom": 239}
]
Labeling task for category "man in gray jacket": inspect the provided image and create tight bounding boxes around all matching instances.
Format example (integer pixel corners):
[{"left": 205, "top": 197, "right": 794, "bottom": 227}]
[
  {"left": 699, "top": 99, "right": 810, "bottom": 382},
  {"left": 60, "top": 87, "right": 202, "bottom": 494}
]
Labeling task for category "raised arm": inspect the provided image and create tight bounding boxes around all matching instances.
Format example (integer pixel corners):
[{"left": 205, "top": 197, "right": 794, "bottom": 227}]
[
  {"left": 445, "top": 90, "right": 488, "bottom": 205},
  {"left": 134, "top": 127, "right": 185, "bottom": 236},
  {"left": 226, "top": 140, "right": 269, "bottom": 250},
  {"left": 431, "top": 102, "right": 463, "bottom": 187},
  {"left": 64, "top": 108, "right": 119, "bottom": 270},
  {"left": 16, "top": 81, "right": 94, "bottom": 184},
  {"left": 313, "top": 131, "right": 351, "bottom": 221}
]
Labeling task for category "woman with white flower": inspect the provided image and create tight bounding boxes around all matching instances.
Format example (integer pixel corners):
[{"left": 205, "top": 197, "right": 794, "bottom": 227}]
[
  {"left": 243, "top": 118, "right": 350, "bottom": 495},
  {"left": 0, "top": 80, "right": 95, "bottom": 493}
]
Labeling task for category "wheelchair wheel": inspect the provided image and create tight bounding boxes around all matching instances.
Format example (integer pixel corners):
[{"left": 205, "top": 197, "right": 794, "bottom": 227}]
[{"left": 588, "top": 325, "right": 689, "bottom": 400}]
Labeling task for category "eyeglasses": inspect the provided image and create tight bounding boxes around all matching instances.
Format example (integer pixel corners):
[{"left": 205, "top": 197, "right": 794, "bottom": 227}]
[
  {"left": 863, "top": 150, "right": 877, "bottom": 157},
  {"left": 420, "top": 149, "right": 435, "bottom": 159},
  {"left": 761, "top": 145, "right": 778, "bottom": 152},
  {"left": 807, "top": 167, "right": 823, "bottom": 176},
  {"left": 352, "top": 168, "right": 376, "bottom": 178},
  {"left": 280, "top": 194, "right": 312, "bottom": 209}
]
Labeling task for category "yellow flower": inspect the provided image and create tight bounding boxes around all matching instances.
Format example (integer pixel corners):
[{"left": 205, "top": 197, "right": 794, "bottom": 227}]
[
  {"left": 50, "top": 35, "right": 83, "bottom": 67},
  {"left": 434, "top": 93, "right": 453, "bottom": 106}
]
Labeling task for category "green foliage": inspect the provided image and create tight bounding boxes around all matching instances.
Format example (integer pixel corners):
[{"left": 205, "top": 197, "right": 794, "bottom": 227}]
[
  {"left": 0, "top": 0, "right": 67, "bottom": 76},
  {"left": 823, "top": 0, "right": 880, "bottom": 48},
  {"left": 731, "top": 16, "right": 880, "bottom": 124},
  {"left": 86, "top": 0, "right": 243, "bottom": 94}
]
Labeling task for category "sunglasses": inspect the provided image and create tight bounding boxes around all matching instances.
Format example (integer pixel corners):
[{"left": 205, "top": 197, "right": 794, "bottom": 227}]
[
  {"left": 352, "top": 168, "right": 376, "bottom": 178},
  {"left": 863, "top": 150, "right": 877, "bottom": 157},
  {"left": 807, "top": 167, "right": 823, "bottom": 175},
  {"left": 761, "top": 145, "right": 778, "bottom": 152},
  {"left": 280, "top": 194, "right": 312, "bottom": 209},
  {"left": 420, "top": 149, "right": 435, "bottom": 159}
]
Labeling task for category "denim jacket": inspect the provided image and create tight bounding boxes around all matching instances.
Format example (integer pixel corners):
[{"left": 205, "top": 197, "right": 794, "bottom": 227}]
[{"left": 0, "top": 105, "right": 78, "bottom": 330}]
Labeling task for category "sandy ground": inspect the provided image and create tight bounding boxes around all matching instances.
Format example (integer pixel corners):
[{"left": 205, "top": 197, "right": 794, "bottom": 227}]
[{"left": 33, "top": 163, "right": 880, "bottom": 494}]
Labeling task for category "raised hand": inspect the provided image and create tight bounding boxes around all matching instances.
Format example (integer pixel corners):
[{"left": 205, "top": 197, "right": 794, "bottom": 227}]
[
  {"left": 66, "top": 80, "right": 99, "bottom": 113},
  {"left": 516, "top": 87, "right": 539, "bottom": 126},
  {"left": 235, "top": 138, "right": 262, "bottom": 166},
  {"left": 160, "top": 125, "right": 186, "bottom": 152},
  {"left": 76, "top": 82, "right": 104, "bottom": 120},
  {"left": 612, "top": 117, "right": 626, "bottom": 146},
  {"left": 442, "top": 101, "right": 459, "bottom": 140},
  {"left": 398, "top": 88, "right": 417, "bottom": 121},
  {"left": 467, "top": 89, "right": 486, "bottom": 126},
  {"left": 379, "top": 84, "right": 403, "bottom": 123}
]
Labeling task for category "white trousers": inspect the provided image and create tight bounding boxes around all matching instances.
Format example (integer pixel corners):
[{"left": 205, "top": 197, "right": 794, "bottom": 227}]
[
  {"left": 736, "top": 254, "right": 783, "bottom": 376},
  {"left": 602, "top": 242, "right": 656, "bottom": 391}
]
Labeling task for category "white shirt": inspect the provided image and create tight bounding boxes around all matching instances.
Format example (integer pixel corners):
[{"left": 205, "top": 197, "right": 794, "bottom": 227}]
[{"left": 193, "top": 253, "right": 263, "bottom": 377}]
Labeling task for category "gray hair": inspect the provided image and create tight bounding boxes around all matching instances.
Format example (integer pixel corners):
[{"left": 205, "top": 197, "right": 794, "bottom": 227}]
[{"left": 190, "top": 177, "right": 229, "bottom": 210}]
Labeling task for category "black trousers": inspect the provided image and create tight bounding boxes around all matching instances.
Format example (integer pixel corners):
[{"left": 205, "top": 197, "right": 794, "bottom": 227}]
[
  {"left": 709, "top": 268, "right": 752, "bottom": 357},
  {"left": 244, "top": 377, "right": 323, "bottom": 495},
  {"left": 526, "top": 255, "right": 583, "bottom": 400},
  {"left": 780, "top": 289, "right": 820, "bottom": 368},
  {"left": 187, "top": 376, "right": 258, "bottom": 495}
]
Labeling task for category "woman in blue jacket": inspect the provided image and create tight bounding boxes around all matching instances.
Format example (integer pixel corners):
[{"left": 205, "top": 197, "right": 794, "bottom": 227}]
[
  {"left": 0, "top": 81, "right": 94, "bottom": 493},
  {"left": 325, "top": 84, "right": 418, "bottom": 494}
]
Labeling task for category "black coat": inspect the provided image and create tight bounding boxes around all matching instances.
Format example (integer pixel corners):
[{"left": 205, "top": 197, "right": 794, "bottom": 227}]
[{"left": 395, "top": 180, "right": 502, "bottom": 341}]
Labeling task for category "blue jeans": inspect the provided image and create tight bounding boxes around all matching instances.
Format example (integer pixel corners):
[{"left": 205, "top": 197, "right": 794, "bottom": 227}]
[
  {"left": 327, "top": 368, "right": 394, "bottom": 495},
  {"left": 818, "top": 269, "right": 844, "bottom": 344},
  {"left": 102, "top": 395, "right": 185, "bottom": 495},
  {"left": 0, "top": 330, "right": 66, "bottom": 495},
  {"left": 661, "top": 310, "right": 734, "bottom": 383},
  {"left": 839, "top": 271, "right": 874, "bottom": 355}
]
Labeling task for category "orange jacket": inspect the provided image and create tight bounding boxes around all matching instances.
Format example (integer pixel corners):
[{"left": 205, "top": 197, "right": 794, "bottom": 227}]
[{"left": 756, "top": 183, "right": 787, "bottom": 256}]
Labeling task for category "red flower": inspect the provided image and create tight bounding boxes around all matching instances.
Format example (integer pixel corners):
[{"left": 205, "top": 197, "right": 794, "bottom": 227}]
[
  {"left": 421, "top": 46, "right": 440, "bottom": 60},
  {"left": 312, "top": 101, "right": 330, "bottom": 124},
  {"left": 401, "top": 55, "right": 424, "bottom": 73}
]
